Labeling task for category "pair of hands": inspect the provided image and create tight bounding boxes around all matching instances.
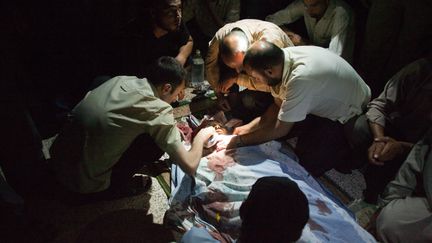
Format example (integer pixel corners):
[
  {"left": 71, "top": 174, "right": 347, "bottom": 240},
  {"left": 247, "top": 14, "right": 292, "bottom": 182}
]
[
  {"left": 368, "top": 136, "right": 408, "bottom": 166},
  {"left": 200, "top": 124, "right": 251, "bottom": 151}
]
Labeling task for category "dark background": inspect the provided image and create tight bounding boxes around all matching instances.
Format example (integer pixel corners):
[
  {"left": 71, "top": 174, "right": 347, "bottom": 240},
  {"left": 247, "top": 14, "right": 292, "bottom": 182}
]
[{"left": 2, "top": 0, "right": 431, "bottom": 138}]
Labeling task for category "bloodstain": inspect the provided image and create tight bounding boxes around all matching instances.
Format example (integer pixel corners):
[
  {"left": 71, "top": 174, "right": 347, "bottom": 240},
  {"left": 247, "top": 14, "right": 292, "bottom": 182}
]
[
  {"left": 207, "top": 150, "right": 236, "bottom": 177},
  {"left": 313, "top": 199, "right": 332, "bottom": 216},
  {"left": 308, "top": 219, "right": 329, "bottom": 240}
]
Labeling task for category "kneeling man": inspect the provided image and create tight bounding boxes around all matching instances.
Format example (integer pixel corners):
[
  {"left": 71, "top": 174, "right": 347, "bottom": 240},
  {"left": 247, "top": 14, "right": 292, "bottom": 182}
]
[
  {"left": 50, "top": 57, "right": 215, "bottom": 200},
  {"left": 228, "top": 41, "right": 370, "bottom": 176}
]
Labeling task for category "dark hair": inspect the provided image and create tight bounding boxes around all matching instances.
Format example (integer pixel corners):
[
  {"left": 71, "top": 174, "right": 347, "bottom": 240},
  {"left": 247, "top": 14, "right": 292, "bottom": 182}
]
[
  {"left": 243, "top": 41, "right": 284, "bottom": 70},
  {"left": 146, "top": 56, "right": 186, "bottom": 89},
  {"left": 239, "top": 176, "right": 309, "bottom": 243}
]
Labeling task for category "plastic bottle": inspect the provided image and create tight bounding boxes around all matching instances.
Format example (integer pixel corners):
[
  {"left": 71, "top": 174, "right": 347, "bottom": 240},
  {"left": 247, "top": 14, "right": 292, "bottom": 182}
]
[{"left": 191, "top": 49, "right": 204, "bottom": 88}]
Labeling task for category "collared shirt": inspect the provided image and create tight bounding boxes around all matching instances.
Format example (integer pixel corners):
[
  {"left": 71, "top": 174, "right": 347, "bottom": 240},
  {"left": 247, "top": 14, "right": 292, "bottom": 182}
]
[
  {"left": 206, "top": 19, "right": 293, "bottom": 92},
  {"left": 266, "top": 0, "right": 354, "bottom": 62},
  {"left": 50, "top": 76, "right": 182, "bottom": 193},
  {"left": 366, "top": 58, "right": 432, "bottom": 142},
  {"left": 272, "top": 46, "right": 370, "bottom": 124}
]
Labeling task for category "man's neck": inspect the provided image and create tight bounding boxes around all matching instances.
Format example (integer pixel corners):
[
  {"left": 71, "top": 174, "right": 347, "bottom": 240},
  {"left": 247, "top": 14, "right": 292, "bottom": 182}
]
[{"left": 153, "top": 25, "right": 169, "bottom": 38}]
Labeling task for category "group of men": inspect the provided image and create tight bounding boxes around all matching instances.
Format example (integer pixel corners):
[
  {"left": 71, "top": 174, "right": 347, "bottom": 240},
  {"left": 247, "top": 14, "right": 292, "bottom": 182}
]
[{"left": 47, "top": 0, "right": 431, "bottom": 242}]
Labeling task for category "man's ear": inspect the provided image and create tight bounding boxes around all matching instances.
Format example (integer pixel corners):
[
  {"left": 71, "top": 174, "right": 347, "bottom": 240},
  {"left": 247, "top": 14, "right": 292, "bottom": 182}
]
[
  {"left": 264, "top": 67, "right": 273, "bottom": 76},
  {"left": 162, "top": 83, "right": 172, "bottom": 94}
]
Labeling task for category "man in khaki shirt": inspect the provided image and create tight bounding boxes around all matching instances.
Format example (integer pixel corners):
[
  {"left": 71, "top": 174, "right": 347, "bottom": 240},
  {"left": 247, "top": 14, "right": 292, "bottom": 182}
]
[
  {"left": 206, "top": 19, "right": 293, "bottom": 119},
  {"left": 50, "top": 57, "right": 215, "bottom": 200}
]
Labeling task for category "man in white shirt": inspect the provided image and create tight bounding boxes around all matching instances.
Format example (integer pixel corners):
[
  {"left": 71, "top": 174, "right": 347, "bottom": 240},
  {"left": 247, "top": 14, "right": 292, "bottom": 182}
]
[
  {"left": 266, "top": 0, "right": 355, "bottom": 63},
  {"left": 227, "top": 41, "right": 370, "bottom": 176}
]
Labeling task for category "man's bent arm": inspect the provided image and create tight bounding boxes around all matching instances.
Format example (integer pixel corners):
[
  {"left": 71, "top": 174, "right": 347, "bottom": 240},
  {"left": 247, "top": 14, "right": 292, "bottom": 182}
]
[
  {"left": 231, "top": 101, "right": 293, "bottom": 147},
  {"left": 176, "top": 35, "right": 194, "bottom": 66},
  {"left": 170, "top": 127, "right": 214, "bottom": 176},
  {"left": 235, "top": 117, "right": 294, "bottom": 147}
]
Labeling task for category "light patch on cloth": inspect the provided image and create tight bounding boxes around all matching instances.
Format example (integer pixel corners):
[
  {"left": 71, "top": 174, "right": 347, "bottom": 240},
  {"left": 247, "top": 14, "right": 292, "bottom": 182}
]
[{"left": 206, "top": 150, "right": 236, "bottom": 179}]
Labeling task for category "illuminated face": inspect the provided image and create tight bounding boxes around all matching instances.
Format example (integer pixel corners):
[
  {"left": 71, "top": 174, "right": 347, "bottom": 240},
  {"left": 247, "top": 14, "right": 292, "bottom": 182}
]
[
  {"left": 221, "top": 52, "right": 245, "bottom": 73},
  {"left": 303, "top": 0, "right": 328, "bottom": 19},
  {"left": 155, "top": 0, "right": 182, "bottom": 32}
]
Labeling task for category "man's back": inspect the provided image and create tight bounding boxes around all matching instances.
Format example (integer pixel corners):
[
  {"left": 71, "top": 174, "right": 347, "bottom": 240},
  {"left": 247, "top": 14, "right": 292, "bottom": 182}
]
[
  {"left": 50, "top": 76, "right": 180, "bottom": 193},
  {"left": 273, "top": 46, "right": 370, "bottom": 123}
]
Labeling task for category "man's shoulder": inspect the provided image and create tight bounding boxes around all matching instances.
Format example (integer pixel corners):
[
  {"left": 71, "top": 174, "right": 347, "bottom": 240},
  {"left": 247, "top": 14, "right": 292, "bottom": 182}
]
[
  {"left": 331, "top": 0, "right": 353, "bottom": 16},
  {"left": 215, "top": 19, "right": 279, "bottom": 38},
  {"left": 106, "top": 76, "right": 160, "bottom": 98}
]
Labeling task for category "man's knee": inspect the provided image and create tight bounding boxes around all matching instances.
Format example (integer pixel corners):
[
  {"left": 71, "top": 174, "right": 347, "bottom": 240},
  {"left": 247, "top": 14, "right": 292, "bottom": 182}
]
[
  {"left": 376, "top": 201, "right": 402, "bottom": 241},
  {"left": 344, "top": 114, "right": 372, "bottom": 149}
]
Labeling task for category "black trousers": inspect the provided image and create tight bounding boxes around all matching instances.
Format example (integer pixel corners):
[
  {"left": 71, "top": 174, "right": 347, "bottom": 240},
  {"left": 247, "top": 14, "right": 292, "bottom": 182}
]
[
  {"left": 52, "top": 133, "right": 164, "bottom": 204},
  {"left": 288, "top": 115, "right": 352, "bottom": 177},
  {"left": 108, "top": 133, "right": 164, "bottom": 195}
]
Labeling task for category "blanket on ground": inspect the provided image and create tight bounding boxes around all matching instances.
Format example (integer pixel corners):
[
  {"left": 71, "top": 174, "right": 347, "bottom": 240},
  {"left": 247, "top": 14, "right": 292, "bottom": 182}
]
[{"left": 166, "top": 139, "right": 375, "bottom": 242}]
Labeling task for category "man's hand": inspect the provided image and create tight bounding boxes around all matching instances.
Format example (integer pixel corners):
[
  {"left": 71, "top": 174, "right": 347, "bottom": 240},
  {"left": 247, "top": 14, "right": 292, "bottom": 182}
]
[
  {"left": 368, "top": 136, "right": 406, "bottom": 165},
  {"left": 195, "top": 126, "right": 216, "bottom": 142},
  {"left": 177, "top": 89, "right": 185, "bottom": 101},
  {"left": 219, "top": 77, "right": 237, "bottom": 94},
  {"left": 217, "top": 97, "right": 231, "bottom": 111},
  {"left": 213, "top": 135, "right": 236, "bottom": 151},
  {"left": 233, "top": 124, "right": 251, "bottom": 135},
  {"left": 368, "top": 140, "right": 386, "bottom": 166}
]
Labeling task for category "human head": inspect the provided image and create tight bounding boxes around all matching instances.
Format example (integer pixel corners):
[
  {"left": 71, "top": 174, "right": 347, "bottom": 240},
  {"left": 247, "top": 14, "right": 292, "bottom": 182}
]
[
  {"left": 243, "top": 40, "right": 285, "bottom": 87},
  {"left": 220, "top": 29, "right": 249, "bottom": 73},
  {"left": 303, "top": 0, "right": 329, "bottom": 20},
  {"left": 206, "top": 121, "right": 229, "bottom": 135},
  {"left": 239, "top": 176, "right": 309, "bottom": 243},
  {"left": 150, "top": 0, "right": 182, "bottom": 32},
  {"left": 147, "top": 56, "right": 186, "bottom": 104}
]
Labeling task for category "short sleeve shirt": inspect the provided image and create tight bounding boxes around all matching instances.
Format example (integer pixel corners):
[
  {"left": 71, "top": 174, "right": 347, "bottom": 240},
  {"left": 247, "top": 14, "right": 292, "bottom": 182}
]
[
  {"left": 272, "top": 46, "right": 371, "bottom": 124},
  {"left": 50, "top": 76, "right": 182, "bottom": 193}
]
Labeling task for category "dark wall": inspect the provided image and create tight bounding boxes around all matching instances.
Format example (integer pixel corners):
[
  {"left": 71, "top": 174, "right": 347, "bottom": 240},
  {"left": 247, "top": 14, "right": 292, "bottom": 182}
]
[
  {"left": 2, "top": 0, "right": 141, "bottom": 136},
  {"left": 2, "top": 0, "right": 431, "bottom": 136}
]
